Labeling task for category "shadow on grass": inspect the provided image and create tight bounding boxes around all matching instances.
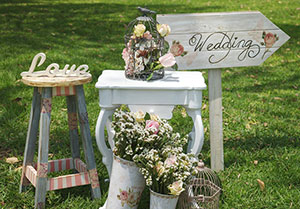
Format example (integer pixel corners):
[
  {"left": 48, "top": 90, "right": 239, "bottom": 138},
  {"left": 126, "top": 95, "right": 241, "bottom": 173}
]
[
  {"left": 222, "top": 61, "right": 300, "bottom": 93},
  {"left": 0, "top": 2, "right": 219, "bottom": 53},
  {"left": 0, "top": 1, "right": 218, "bottom": 155},
  {"left": 221, "top": 23, "right": 299, "bottom": 93},
  {"left": 1, "top": 0, "right": 299, "bottom": 175}
]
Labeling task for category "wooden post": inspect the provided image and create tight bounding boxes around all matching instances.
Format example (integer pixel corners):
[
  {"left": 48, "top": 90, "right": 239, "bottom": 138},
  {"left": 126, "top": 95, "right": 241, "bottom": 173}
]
[{"left": 208, "top": 69, "right": 224, "bottom": 171}]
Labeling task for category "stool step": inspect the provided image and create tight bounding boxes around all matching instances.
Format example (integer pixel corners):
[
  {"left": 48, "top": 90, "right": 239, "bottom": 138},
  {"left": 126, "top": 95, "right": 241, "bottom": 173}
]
[
  {"left": 25, "top": 158, "right": 95, "bottom": 191},
  {"left": 48, "top": 172, "right": 90, "bottom": 191},
  {"left": 49, "top": 158, "right": 74, "bottom": 173}
]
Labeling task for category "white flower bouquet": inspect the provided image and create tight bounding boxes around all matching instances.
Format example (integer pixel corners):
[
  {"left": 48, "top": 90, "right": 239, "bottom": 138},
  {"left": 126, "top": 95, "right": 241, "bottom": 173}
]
[
  {"left": 112, "top": 109, "right": 198, "bottom": 196},
  {"left": 112, "top": 109, "right": 175, "bottom": 161},
  {"left": 133, "top": 141, "right": 198, "bottom": 196}
]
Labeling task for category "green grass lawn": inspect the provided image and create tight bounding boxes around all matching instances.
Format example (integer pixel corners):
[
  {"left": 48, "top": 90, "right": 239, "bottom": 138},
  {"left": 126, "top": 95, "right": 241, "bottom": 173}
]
[{"left": 0, "top": 0, "right": 299, "bottom": 208}]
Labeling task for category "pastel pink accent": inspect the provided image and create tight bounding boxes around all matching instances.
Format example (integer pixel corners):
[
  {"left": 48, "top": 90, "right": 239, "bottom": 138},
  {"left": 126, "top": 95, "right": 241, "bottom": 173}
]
[
  {"left": 25, "top": 158, "right": 93, "bottom": 191},
  {"left": 89, "top": 168, "right": 100, "bottom": 189},
  {"left": 65, "top": 86, "right": 70, "bottom": 95},
  {"left": 25, "top": 165, "right": 37, "bottom": 187},
  {"left": 57, "top": 87, "right": 61, "bottom": 96},
  {"left": 52, "top": 86, "right": 76, "bottom": 97},
  {"left": 48, "top": 158, "right": 74, "bottom": 172},
  {"left": 58, "top": 159, "right": 62, "bottom": 171},
  {"left": 84, "top": 172, "right": 89, "bottom": 184},
  {"left": 75, "top": 158, "right": 87, "bottom": 172},
  {"left": 50, "top": 160, "right": 55, "bottom": 173},
  {"left": 75, "top": 173, "right": 82, "bottom": 186},
  {"left": 145, "top": 120, "right": 160, "bottom": 134},
  {"left": 37, "top": 163, "right": 48, "bottom": 177},
  {"left": 159, "top": 53, "right": 176, "bottom": 67},
  {"left": 57, "top": 177, "right": 63, "bottom": 189},
  {"left": 49, "top": 177, "right": 55, "bottom": 190},
  {"left": 66, "top": 175, "right": 72, "bottom": 188},
  {"left": 66, "top": 158, "right": 71, "bottom": 170}
]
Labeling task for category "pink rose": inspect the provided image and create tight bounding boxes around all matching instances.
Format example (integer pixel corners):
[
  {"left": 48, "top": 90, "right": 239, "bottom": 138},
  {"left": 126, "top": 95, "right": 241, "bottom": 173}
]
[
  {"left": 170, "top": 43, "right": 184, "bottom": 57},
  {"left": 159, "top": 53, "right": 176, "bottom": 68},
  {"left": 264, "top": 33, "right": 276, "bottom": 48},
  {"left": 143, "top": 31, "right": 152, "bottom": 39},
  {"left": 122, "top": 48, "right": 129, "bottom": 64},
  {"left": 164, "top": 155, "right": 177, "bottom": 167},
  {"left": 119, "top": 190, "right": 128, "bottom": 201},
  {"left": 145, "top": 120, "right": 159, "bottom": 134}
]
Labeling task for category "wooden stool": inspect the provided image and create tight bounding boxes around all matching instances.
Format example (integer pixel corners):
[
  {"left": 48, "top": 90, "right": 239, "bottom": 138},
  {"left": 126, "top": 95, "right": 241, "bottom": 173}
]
[{"left": 19, "top": 76, "right": 101, "bottom": 208}]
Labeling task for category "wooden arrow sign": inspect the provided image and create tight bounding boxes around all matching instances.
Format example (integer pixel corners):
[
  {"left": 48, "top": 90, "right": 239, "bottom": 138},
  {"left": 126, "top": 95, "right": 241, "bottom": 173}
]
[
  {"left": 157, "top": 11, "right": 290, "bottom": 69},
  {"left": 157, "top": 11, "right": 290, "bottom": 172}
]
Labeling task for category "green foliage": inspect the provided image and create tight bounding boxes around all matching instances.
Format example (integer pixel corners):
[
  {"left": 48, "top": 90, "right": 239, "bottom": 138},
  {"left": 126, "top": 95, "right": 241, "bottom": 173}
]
[{"left": 0, "top": 0, "right": 299, "bottom": 208}]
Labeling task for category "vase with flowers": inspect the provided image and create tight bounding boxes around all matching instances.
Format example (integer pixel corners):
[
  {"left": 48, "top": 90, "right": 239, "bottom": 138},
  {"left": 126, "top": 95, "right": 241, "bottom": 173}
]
[
  {"left": 132, "top": 125, "right": 199, "bottom": 209},
  {"left": 103, "top": 109, "right": 182, "bottom": 209}
]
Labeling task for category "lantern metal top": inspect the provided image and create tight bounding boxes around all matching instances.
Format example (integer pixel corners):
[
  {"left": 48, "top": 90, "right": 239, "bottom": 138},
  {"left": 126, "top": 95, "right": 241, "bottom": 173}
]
[
  {"left": 136, "top": 7, "right": 156, "bottom": 22},
  {"left": 125, "top": 7, "right": 160, "bottom": 40}
]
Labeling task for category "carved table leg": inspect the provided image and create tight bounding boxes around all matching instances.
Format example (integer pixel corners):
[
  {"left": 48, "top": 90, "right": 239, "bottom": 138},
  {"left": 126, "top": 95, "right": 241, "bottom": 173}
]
[
  {"left": 186, "top": 108, "right": 204, "bottom": 156},
  {"left": 95, "top": 107, "right": 117, "bottom": 177},
  {"left": 106, "top": 116, "right": 115, "bottom": 150}
]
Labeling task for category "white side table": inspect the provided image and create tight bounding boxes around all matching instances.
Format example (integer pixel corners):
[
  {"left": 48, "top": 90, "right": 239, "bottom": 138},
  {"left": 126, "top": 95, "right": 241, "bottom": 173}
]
[{"left": 95, "top": 70, "right": 207, "bottom": 176}]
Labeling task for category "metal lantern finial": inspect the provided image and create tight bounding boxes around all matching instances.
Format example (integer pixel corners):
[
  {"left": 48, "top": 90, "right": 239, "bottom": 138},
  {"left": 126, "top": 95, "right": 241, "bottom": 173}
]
[
  {"left": 179, "top": 160, "right": 222, "bottom": 209},
  {"left": 123, "top": 7, "right": 166, "bottom": 81},
  {"left": 137, "top": 7, "right": 156, "bottom": 15}
]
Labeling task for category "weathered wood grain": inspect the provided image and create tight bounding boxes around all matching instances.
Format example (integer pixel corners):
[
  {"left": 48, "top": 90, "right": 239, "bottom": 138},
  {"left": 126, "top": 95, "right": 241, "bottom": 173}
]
[
  {"left": 75, "top": 85, "right": 101, "bottom": 199},
  {"left": 208, "top": 70, "right": 224, "bottom": 171},
  {"left": 21, "top": 75, "right": 92, "bottom": 87},
  {"left": 19, "top": 87, "right": 41, "bottom": 192},
  {"left": 35, "top": 87, "right": 52, "bottom": 209},
  {"left": 157, "top": 11, "right": 290, "bottom": 69},
  {"left": 66, "top": 96, "right": 81, "bottom": 161}
]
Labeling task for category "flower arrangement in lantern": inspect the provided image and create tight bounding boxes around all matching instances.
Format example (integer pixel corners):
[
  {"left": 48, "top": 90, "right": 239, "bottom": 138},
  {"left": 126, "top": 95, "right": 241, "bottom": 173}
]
[{"left": 122, "top": 7, "right": 177, "bottom": 81}]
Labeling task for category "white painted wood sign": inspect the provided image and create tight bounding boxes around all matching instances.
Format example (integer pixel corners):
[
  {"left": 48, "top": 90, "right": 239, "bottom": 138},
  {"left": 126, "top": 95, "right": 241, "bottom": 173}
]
[
  {"left": 157, "top": 11, "right": 290, "bottom": 171},
  {"left": 157, "top": 11, "right": 290, "bottom": 70}
]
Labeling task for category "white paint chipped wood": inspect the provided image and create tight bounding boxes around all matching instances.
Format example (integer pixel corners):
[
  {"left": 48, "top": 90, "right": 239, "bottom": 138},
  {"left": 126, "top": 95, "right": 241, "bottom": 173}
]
[
  {"left": 157, "top": 11, "right": 290, "bottom": 70},
  {"left": 158, "top": 11, "right": 290, "bottom": 171}
]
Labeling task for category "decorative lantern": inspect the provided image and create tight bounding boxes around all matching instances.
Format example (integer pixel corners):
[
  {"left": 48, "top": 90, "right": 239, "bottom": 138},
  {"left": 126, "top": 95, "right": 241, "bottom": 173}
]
[
  {"left": 123, "top": 7, "right": 173, "bottom": 81},
  {"left": 179, "top": 160, "right": 222, "bottom": 209}
]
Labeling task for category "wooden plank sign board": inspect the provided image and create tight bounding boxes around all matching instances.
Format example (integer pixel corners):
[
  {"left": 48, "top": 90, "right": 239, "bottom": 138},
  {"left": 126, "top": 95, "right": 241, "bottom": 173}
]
[
  {"left": 157, "top": 11, "right": 289, "bottom": 171},
  {"left": 157, "top": 11, "right": 290, "bottom": 70}
]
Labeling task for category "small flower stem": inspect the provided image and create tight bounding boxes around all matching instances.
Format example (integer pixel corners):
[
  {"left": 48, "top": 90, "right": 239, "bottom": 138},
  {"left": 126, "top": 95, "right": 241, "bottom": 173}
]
[
  {"left": 153, "top": 63, "right": 163, "bottom": 71},
  {"left": 262, "top": 49, "right": 271, "bottom": 59}
]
